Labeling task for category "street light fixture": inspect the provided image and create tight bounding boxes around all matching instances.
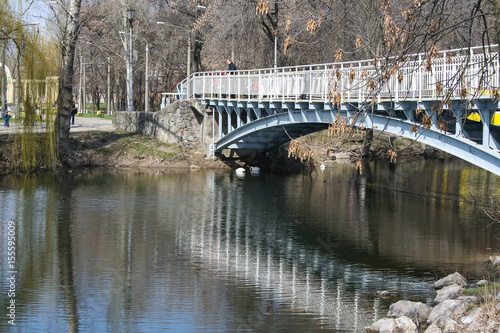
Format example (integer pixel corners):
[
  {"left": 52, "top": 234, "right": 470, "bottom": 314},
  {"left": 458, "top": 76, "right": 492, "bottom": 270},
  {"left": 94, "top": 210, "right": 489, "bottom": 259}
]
[
  {"left": 156, "top": 21, "right": 191, "bottom": 98},
  {"left": 127, "top": 9, "right": 135, "bottom": 111}
]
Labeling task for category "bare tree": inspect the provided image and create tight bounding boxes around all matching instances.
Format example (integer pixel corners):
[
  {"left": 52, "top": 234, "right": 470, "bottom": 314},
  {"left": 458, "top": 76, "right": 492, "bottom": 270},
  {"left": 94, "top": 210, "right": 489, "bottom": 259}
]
[
  {"left": 60, "top": 0, "right": 499, "bottom": 117},
  {"left": 57, "top": 0, "right": 83, "bottom": 160}
]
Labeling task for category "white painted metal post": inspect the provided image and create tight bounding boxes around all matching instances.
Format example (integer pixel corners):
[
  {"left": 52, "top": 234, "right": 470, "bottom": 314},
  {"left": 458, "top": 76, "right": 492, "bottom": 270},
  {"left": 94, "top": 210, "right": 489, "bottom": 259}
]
[
  {"left": 358, "top": 62, "right": 362, "bottom": 103},
  {"left": 418, "top": 54, "right": 422, "bottom": 101}
]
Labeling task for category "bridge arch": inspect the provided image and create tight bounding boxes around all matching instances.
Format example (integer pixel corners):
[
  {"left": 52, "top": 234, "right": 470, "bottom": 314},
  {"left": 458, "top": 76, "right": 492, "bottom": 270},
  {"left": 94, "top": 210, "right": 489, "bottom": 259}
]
[{"left": 205, "top": 97, "right": 500, "bottom": 176}]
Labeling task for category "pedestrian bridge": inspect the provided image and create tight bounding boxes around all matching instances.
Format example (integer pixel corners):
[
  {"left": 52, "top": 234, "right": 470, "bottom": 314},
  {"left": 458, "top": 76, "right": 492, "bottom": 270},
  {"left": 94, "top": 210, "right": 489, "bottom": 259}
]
[{"left": 170, "top": 45, "right": 500, "bottom": 176}]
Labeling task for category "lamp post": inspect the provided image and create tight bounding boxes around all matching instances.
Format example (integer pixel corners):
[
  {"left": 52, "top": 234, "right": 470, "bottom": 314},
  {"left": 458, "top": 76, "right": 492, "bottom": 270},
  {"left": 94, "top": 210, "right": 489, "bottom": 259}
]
[
  {"left": 120, "top": 32, "right": 149, "bottom": 111},
  {"left": 145, "top": 41, "right": 148, "bottom": 111},
  {"left": 107, "top": 57, "right": 111, "bottom": 115},
  {"left": 127, "top": 9, "right": 135, "bottom": 111},
  {"left": 156, "top": 21, "right": 191, "bottom": 98},
  {"left": 271, "top": 3, "right": 279, "bottom": 72}
]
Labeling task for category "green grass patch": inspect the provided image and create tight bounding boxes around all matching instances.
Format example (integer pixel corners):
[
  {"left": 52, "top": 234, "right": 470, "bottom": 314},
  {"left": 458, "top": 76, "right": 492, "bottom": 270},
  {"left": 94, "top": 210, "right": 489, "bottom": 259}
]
[
  {"left": 96, "top": 147, "right": 113, "bottom": 154},
  {"left": 463, "top": 282, "right": 500, "bottom": 296},
  {"left": 77, "top": 113, "right": 113, "bottom": 120}
]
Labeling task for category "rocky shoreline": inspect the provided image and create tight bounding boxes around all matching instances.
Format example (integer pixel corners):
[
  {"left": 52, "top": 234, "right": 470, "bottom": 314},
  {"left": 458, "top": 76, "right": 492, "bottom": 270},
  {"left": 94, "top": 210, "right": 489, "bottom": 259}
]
[{"left": 366, "top": 268, "right": 500, "bottom": 332}]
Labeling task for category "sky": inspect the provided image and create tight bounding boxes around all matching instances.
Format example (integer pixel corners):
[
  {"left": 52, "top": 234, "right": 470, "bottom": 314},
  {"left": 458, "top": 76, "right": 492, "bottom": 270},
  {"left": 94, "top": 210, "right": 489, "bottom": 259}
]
[{"left": 9, "top": 0, "right": 54, "bottom": 28}]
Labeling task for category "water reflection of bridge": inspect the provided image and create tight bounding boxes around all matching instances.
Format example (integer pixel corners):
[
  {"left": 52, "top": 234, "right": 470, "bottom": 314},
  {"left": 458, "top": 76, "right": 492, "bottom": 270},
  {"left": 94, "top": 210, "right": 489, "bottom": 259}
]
[
  {"left": 174, "top": 173, "right": 436, "bottom": 331},
  {"left": 179, "top": 45, "right": 500, "bottom": 175}
]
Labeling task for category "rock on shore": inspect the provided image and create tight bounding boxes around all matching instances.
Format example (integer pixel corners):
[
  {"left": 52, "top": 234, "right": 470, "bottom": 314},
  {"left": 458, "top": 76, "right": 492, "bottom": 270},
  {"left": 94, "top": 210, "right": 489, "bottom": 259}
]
[{"left": 365, "top": 272, "right": 499, "bottom": 332}]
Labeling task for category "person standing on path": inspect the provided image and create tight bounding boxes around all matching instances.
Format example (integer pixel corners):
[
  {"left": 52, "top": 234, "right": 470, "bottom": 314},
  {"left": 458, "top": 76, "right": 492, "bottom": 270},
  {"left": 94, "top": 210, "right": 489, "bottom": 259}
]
[
  {"left": 70, "top": 102, "right": 78, "bottom": 125},
  {"left": 3, "top": 111, "right": 11, "bottom": 127}
]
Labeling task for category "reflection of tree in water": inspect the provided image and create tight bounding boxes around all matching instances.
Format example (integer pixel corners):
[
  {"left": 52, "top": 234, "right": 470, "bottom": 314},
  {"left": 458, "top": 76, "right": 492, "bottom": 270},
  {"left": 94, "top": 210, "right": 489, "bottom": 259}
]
[
  {"left": 55, "top": 175, "right": 79, "bottom": 332},
  {"left": 1, "top": 174, "right": 79, "bottom": 330}
]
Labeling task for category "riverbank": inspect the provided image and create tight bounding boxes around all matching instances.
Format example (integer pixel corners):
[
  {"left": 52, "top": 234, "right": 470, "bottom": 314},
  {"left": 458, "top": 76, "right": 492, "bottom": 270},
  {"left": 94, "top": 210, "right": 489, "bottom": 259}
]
[
  {"left": 0, "top": 130, "right": 228, "bottom": 174},
  {"left": 366, "top": 271, "right": 500, "bottom": 332},
  {"left": 0, "top": 126, "right": 455, "bottom": 175}
]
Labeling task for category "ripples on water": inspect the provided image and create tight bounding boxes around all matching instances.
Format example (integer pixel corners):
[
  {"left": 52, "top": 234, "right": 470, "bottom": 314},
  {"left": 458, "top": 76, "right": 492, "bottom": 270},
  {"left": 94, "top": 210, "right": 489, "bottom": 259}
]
[{"left": 1, "top": 160, "right": 499, "bottom": 332}]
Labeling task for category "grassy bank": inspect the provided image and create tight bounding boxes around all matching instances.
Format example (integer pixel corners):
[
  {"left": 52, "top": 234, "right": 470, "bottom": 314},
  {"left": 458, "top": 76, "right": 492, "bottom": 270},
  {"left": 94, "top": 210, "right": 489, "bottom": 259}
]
[{"left": 0, "top": 130, "right": 227, "bottom": 174}]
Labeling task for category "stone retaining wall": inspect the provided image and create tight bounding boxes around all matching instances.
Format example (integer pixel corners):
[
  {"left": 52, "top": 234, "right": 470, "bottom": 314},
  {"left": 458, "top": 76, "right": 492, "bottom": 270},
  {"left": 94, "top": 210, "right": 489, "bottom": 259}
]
[{"left": 113, "top": 100, "right": 213, "bottom": 154}]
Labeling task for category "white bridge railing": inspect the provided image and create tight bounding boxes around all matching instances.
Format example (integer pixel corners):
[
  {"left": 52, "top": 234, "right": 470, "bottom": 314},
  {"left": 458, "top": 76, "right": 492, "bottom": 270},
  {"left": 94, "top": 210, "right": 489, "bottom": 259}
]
[{"left": 177, "top": 45, "right": 500, "bottom": 104}]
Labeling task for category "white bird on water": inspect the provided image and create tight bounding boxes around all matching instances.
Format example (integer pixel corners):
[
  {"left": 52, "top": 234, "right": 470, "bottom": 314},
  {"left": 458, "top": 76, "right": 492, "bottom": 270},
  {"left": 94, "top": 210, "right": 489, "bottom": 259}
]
[
  {"left": 235, "top": 168, "right": 246, "bottom": 177},
  {"left": 249, "top": 166, "right": 260, "bottom": 174}
]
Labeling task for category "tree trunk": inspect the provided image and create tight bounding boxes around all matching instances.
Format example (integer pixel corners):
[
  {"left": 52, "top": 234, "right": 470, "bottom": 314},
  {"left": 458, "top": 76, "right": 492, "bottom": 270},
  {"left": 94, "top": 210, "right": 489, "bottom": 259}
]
[
  {"left": 362, "top": 128, "right": 373, "bottom": 157},
  {"left": 491, "top": 0, "right": 500, "bottom": 43},
  {"left": 57, "top": 0, "right": 82, "bottom": 162}
]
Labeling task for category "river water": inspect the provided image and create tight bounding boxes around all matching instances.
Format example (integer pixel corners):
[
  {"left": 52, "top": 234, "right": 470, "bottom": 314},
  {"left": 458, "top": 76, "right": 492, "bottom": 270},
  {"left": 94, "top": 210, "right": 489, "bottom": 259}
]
[{"left": 1, "top": 160, "right": 500, "bottom": 332}]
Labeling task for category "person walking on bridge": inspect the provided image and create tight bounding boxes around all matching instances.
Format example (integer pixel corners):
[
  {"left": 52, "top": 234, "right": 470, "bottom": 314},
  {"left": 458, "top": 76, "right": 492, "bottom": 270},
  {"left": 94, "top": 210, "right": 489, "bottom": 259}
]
[
  {"left": 227, "top": 59, "right": 237, "bottom": 72},
  {"left": 225, "top": 59, "right": 237, "bottom": 99}
]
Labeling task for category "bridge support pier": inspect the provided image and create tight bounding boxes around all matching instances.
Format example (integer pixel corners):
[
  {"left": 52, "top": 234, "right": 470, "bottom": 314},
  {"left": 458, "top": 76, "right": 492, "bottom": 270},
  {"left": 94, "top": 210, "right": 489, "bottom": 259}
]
[
  {"left": 476, "top": 100, "right": 500, "bottom": 150},
  {"left": 396, "top": 102, "right": 417, "bottom": 122},
  {"left": 451, "top": 103, "right": 465, "bottom": 139}
]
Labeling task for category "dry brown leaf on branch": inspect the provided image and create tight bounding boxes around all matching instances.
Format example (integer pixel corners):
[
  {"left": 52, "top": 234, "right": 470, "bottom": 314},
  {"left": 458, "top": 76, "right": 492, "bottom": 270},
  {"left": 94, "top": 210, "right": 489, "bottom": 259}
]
[
  {"left": 284, "top": 36, "right": 292, "bottom": 54},
  {"left": 256, "top": 0, "right": 269, "bottom": 15},
  {"left": 460, "top": 87, "right": 467, "bottom": 99},
  {"left": 349, "top": 69, "right": 356, "bottom": 84},
  {"left": 437, "top": 121, "right": 448, "bottom": 132},
  {"left": 428, "top": 44, "right": 439, "bottom": 59},
  {"left": 398, "top": 73, "right": 404, "bottom": 84},
  {"left": 410, "top": 125, "right": 418, "bottom": 136},
  {"left": 391, "top": 63, "right": 398, "bottom": 75},
  {"left": 402, "top": 8, "right": 412, "bottom": 23},
  {"left": 334, "top": 49, "right": 343, "bottom": 62},
  {"left": 336, "top": 69, "right": 341, "bottom": 80},
  {"left": 388, "top": 149, "right": 398, "bottom": 163},
  {"left": 425, "top": 59, "right": 433, "bottom": 72},
  {"left": 307, "top": 18, "right": 318, "bottom": 34},
  {"left": 380, "top": 0, "right": 392, "bottom": 11},
  {"left": 356, "top": 36, "right": 362, "bottom": 50},
  {"left": 436, "top": 82, "right": 443, "bottom": 95},
  {"left": 421, "top": 114, "right": 432, "bottom": 129}
]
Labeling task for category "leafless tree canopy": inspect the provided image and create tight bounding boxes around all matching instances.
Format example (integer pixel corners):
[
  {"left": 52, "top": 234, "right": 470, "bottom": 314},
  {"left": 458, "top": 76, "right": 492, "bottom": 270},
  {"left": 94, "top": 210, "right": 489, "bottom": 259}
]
[{"left": 35, "top": 0, "right": 498, "bottom": 111}]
